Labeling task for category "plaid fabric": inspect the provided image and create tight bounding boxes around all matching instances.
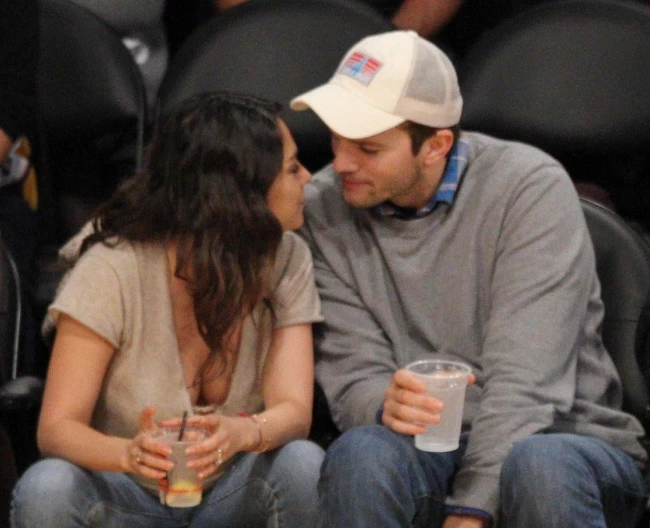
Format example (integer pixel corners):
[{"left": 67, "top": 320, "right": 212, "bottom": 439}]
[{"left": 374, "top": 134, "right": 469, "bottom": 219}]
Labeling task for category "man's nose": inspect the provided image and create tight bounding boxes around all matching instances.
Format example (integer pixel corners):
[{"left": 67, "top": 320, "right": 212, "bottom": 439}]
[{"left": 332, "top": 146, "right": 358, "bottom": 174}]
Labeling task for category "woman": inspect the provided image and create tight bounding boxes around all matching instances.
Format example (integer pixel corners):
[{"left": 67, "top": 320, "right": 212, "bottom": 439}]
[{"left": 11, "top": 91, "right": 324, "bottom": 527}]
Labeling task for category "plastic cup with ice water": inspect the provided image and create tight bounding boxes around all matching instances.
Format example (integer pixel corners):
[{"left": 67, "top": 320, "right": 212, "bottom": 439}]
[
  {"left": 405, "top": 359, "right": 471, "bottom": 452},
  {"left": 151, "top": 425, "right": 208, "bottom": 507}
]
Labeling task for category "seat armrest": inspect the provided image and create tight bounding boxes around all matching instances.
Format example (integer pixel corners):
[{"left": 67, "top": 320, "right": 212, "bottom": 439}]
[{"left": 0, "top": 376, "right": 44, "bottom": 411}]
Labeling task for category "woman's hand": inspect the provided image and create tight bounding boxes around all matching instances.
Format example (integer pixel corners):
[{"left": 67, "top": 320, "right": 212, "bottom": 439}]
[
  {"left": 125, "top": 407, "right": 172, "bottom": 480},
  {"left": 160, "top": 414, "right": 255, "bottom": 480}
]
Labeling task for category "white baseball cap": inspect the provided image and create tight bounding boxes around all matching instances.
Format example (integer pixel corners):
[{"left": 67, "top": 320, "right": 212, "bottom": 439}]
[{"left": 290, "top": 30, "right": 463, "bottom": 139}]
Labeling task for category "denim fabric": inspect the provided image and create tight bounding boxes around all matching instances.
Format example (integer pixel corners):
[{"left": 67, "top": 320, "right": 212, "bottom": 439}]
[
  {"left": 11, "top": 439, "right": 324, "bottom": 528},
  {"left": 499, "top": 433, "right": 648, "bottom": 528},
  {"left": 318, "top": 425, "right": 466, "bottom": 528},
  {"left": 317, "top": 425, "right": 648, "bottom": 528}
]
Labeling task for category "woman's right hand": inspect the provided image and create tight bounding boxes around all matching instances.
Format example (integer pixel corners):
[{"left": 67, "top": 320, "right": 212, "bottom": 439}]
[
  {"left": 160, "top": 413, "right": 243, "bottom": 480},
  {"left": 124, "top": 406, "right": 172, "bottom": 479}
]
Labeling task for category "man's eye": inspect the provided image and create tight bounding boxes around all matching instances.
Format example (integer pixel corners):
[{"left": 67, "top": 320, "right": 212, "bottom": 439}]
[{"left": 360, "top": 146, "right": 379, "bottom": 155}]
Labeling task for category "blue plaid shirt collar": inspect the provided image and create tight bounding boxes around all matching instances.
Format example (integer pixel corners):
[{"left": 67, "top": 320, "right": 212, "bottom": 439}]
[{"left": 374, "top": 134, "right": 470, "bottom": 219}]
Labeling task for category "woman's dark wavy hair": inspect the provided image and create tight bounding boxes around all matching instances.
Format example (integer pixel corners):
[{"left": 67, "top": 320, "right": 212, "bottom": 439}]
[{"left": 81, "top": 91, "right": 284, "bottom": 376}]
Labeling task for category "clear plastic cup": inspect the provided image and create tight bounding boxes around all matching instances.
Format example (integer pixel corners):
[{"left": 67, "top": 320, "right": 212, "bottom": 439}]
[
  {"left": 151, "top": 425, "right": 208, "bottom": 507},
  {"left": 405, "top": 359, "right": 471, "bottom": 452}
]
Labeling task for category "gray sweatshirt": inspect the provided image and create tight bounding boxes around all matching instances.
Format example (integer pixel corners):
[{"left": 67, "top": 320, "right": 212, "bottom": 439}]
[{"left": 299, "top": 131, "right": 647, "bottom": 516}]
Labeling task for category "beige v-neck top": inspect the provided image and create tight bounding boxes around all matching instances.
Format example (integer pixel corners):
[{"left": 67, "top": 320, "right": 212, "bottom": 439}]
[{"left": 46, "top": 231, "right": 323, "bottom": 490}]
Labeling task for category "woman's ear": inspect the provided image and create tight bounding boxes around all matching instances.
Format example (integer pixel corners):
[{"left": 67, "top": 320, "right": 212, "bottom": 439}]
[{"left": 421, "top": 129, "right": 455, "bottom": 166}]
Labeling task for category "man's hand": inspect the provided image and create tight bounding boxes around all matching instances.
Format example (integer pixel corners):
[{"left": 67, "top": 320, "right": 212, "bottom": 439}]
[
  {"left": 381, "top": 369, "right": 476, "bottom": 435},
  {"left": 381, "top": 369, "right": 443, "bottom": 434}
]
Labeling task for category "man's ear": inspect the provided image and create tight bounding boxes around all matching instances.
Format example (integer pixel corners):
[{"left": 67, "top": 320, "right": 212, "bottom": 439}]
[{"left": 421, "top": 129, "right": 454, "bottom": 166}]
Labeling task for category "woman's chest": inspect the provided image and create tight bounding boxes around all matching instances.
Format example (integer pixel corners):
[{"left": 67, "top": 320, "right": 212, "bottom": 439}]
[{"left": 175, "top": 312, "right": 241, "bottom": 406}]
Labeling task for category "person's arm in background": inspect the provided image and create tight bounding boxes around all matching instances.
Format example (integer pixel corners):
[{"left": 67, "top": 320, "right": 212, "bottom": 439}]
[
  {"left": 0, "top": 0, "right": 39, "bottom": 163},
  {"left": 0, "top": 131, "right": 11, "bottom": 165},
  {"left": 213, "top": 0, "right": 249, "bottom": 11},
  {"left": 391, "top": 0, "right": 465, "bottom": 38}
]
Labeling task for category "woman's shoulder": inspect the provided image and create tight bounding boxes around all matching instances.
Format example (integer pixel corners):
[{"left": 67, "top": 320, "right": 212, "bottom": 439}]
[
  {"left": 73, "top": 239, "right": 140, "bottom": 273},
  {"left": 268, "top": 231, "right": 323, "bottom": 325},
  {"left": 268, "top": 232, "right": 315, "bottom": 292},
  {"left": 61, "top": 236, "right": 165, "bottom": 293},
  {"left": 275, "top": 231, "right": 312, "bottom": 268}
]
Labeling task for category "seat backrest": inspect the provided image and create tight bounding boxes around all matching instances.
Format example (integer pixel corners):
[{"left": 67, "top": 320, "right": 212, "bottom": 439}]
[
  {"left": 156, "top": 0, "right": 393, "bottom": 172},
  {"left": 458, "top": 0, "right": 650, "bottom": 158},
  {"left": 38, "top": 0, "right": 147, "bottom": 240},
  {"left": 580, "top": 198, "right": 650, "bottom": 431},
  {"left": 457, "top": 0, "right": 650, "bottom": 236}
]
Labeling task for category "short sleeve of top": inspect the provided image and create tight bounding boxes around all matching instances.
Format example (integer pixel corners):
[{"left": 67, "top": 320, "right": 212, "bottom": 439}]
[
  {"left": 269, "top": 231, "right": 324, "bottom": 327},
  {"left": 47, "top": 244, "right": 129, "bottom": 348}
]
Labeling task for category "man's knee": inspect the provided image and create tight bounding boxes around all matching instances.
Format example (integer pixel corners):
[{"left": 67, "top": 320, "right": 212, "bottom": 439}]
[{"left": 323, "top": 425, "right": 408, "bottom": 476}]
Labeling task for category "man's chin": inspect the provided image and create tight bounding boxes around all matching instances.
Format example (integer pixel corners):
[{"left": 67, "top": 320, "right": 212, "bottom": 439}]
[{"left": 342, "top": 190, "right": 378, "bottom": 209}]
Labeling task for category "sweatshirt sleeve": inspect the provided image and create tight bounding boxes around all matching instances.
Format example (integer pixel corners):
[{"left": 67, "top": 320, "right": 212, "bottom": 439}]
[
  {"left": 445, "top": 163, "right": 598, "bottom": 516},
  {"left": 299, "top": 187, "right": 397, "bottom": 432}
]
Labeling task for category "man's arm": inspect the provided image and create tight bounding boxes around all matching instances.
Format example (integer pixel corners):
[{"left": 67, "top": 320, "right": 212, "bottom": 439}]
[
  {"left": 309, "top": 243, "right": 397, "bottom": 431},
  {"left": 298, "top": 194, "right": 398, "bottom": 432},
  {"left": 447, "top": 162, "right": 598, "bottom": 516}
]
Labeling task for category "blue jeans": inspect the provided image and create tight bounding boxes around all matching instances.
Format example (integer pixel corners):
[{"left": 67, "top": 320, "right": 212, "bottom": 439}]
[
  {"left": 318, "top": 425, "right": 648, "bottom": 528},
  {"left": 11, "top": 439, "right": 324, "bottom": 528}
]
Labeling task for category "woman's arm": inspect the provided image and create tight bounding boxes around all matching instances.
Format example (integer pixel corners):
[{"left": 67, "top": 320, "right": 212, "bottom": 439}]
[
  {"left": 257, "top": 322, "right": 315, "bottom": 445},
  {"left": 178, "top": 323, "right": 315, "bottom": 478},
  {"left": 37, "top": 314, "right": 165, "bottom": 476}
]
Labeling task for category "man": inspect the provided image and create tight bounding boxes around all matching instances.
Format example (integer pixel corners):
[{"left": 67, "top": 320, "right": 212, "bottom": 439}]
[{"left": 290, "top": 30, "right": 648, "bottom": 528}]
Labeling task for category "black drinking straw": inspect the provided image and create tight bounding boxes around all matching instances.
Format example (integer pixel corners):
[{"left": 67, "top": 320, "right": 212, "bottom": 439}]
[{"left": 178, "top": 411, "right": 188, "bottom": 441}]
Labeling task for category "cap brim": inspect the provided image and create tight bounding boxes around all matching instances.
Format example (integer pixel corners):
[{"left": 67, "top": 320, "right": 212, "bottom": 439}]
[{"left": 290, "top": 83, "right": 405, "bottom": 140}]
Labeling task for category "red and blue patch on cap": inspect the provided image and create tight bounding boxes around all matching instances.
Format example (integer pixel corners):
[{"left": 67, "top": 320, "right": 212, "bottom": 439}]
[{"left": 338, "top": 52, "right": 383, "bottom": 86}]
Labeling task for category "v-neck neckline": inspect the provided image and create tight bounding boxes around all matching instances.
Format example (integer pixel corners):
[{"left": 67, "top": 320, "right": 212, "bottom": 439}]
[{"left": 161, "top": 243, "right": 245, "bottom": 412}]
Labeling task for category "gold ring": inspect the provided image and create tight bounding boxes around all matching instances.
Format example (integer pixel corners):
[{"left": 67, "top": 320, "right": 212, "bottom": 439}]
[
  {"left": 217, "top": 448, "right": 223, "bottom": 465},
  {"left": 135, "top": 448, "right": 142, "bottom": 464}
]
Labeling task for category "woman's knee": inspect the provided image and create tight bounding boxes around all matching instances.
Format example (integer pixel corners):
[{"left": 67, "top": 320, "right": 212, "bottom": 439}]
[
  {"left": 271, "top": 439, "right": 325, "bottom": 487},
  {"left": 12, "top": 458, "right": 93, "bottom": 526},
  {"left": 14, "top": 458, "right": 84, "bottom": 502}
]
